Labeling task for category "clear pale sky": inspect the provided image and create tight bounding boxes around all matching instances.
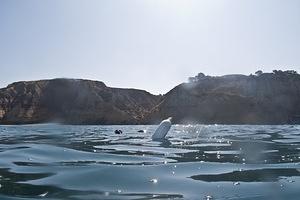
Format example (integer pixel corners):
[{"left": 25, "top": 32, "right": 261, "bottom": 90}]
[{"left": 0, "top": 0, "right": 299, "bottom": 94}]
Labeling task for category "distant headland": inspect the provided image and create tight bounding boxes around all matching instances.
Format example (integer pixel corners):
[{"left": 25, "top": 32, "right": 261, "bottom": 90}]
[{"left": 1, "top": 70, "right": 300, "bottom": 125}]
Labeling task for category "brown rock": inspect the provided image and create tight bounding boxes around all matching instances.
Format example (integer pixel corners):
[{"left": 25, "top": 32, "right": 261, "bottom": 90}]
[
  {"left": 145, "top": 72, "right": 300, "bottom": 124},
  {"left": 0, "top": 79, "right": 160, "bottom": 124},
  {"left": 1, "top": 71, "right": 300, "bottom": 125}
]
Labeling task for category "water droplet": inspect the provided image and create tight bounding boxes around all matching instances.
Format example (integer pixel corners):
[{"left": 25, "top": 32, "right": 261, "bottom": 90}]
[
  {"left": 150, "top": 178, "right": 158, "bottom": 183},
  {"left": 93, "top": 149, "right": 96, "bottom": 152},
  {"left": 174, "top": 165, "right": 177, "bottom": 168},
  {"left": 104, "top": 191, "right": 110, "bottom": 196},
  {"left": 164, "top": 161, "right": 167, "bottom": 164},
  {"left": 38, "top": 192, "right": 48, "bottom": 197},
  {"left": 233, "top": 182, "right": 240, "bottom": 186},
  {"left": 172, "top": 171, "right": 175, "bottom": 175}
]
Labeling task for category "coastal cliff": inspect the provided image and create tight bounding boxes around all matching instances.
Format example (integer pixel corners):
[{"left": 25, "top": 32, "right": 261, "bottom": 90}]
[
  {"left": 146, "top": 71, "right": 300, "bottom": 124},
  {"left": 0, "top": 79, "right": 160, "bottom": 124},
  {"left": 1, "top": 70, "right": 300, "bottom": 125}
]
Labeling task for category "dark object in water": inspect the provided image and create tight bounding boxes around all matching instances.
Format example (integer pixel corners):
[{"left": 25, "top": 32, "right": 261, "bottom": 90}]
[
  {"left": 114, "top": 130, "right": 122, "bottom": 134},
  {"left": 138, "top": 130, "right": 145, "bottom": 133}
]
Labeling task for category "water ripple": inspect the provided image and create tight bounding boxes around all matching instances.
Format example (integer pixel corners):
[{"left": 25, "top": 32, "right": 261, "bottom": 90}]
[{"left": 0, "top": 124, "right": 299, "bottom": 199}]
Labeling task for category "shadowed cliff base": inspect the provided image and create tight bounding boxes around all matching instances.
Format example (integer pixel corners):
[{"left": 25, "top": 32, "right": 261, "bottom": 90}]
[{"left": 1, "top": 70, "right": 300, "bottom": 125}]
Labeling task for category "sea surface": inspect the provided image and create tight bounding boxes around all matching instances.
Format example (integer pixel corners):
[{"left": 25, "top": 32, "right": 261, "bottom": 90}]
[{"left": 0, "top": 124, "right": 299, "bottom": 200}]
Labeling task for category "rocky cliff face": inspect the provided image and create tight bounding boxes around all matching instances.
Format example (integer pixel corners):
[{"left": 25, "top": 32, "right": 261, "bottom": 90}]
[
  {"left": 146, "top": 72, "right": 300, "bottom": 124},
  {"left": 0, "top": 79, "right": 160, "bottom": 124},
  {"left": 1, "top": 71, "right": 300, "bottom": 125}
]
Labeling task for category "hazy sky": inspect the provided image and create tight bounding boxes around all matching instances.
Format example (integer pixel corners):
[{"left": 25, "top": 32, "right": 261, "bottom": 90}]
[{"left": 0, "top": 0, "right": 299, "bottom": 94}]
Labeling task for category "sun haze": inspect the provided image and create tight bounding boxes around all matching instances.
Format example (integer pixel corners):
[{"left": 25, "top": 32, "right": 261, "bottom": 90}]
[{"left": 0, "top": 0, "right": 299, "bottom": 94}]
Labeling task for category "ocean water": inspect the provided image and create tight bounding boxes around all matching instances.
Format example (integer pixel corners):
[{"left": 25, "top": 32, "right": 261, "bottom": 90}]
[{"left": 0, "top": 124, "right": 299, "bottom": 200}]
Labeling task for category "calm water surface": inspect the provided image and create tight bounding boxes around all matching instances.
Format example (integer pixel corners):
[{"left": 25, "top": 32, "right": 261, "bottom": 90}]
[{"left": 0, "top": 124, "right": 299, "bottom": 200}]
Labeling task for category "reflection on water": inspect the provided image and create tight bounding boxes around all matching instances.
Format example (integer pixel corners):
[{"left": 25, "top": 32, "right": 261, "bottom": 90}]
[
  {"left": 191, "top": 168, "right": 300, "bottom": 182},
  {"left": 0, "top": 124, "right": 299, "bottom": 199}
]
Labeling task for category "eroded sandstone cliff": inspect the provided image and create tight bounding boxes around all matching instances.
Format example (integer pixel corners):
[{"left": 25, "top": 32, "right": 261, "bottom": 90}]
[
  {"left": 0, "top": 79, "right": 160, "bottom": 124},
  {"left": 146, "top": 71, "right": 300, "bottom": 124},
  {"left": 1, "top": 71, "right": 300, "bottom": 125}
]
